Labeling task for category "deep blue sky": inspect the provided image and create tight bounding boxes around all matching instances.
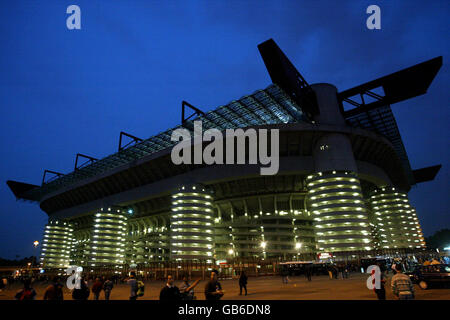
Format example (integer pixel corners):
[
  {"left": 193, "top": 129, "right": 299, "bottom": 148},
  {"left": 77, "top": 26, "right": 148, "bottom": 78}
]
[{"left": 0, "top": 1, "right": 449, "bottom": 259}]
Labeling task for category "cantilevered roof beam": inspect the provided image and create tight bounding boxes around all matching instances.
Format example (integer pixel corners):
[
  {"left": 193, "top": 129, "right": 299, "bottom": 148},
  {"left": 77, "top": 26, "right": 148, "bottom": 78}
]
[
  {"left": 340, "top": 56, "right": 443, "bottom": 118},
  {"left": 412, "top": 165, "right": 442, "bottom": 184}
]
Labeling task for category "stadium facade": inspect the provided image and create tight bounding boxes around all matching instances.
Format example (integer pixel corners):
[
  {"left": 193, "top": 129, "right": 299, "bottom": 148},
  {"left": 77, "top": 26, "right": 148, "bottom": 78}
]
[{"left": 7, "top": 39, "right": 443, "bottom": 269}]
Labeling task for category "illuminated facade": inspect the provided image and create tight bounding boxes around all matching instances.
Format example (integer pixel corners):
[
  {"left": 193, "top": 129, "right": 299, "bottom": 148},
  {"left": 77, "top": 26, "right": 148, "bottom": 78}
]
[
  {"left": 369, "top": 187, "right": 426, "bottom": 250},
  {"left": 86, "top": 207, "right": 128, "bottom": 267},
  {"left": 170, "top": 185, "right": 215, "bottom": 261},
  {"left": 40, "top": 220, "right": 73, "bottom": 268},
  {"left": 307, "top": 171, "right": 373, "bottom": 253}
]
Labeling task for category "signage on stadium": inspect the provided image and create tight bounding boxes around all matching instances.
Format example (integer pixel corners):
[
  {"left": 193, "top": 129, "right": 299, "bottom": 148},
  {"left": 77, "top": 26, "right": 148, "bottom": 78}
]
[
  {"left": 171, "top": 120, "right": 280, "bottom": 175},
  {"left": 317, "top": 253, "right": 333, "bottom": 259}
]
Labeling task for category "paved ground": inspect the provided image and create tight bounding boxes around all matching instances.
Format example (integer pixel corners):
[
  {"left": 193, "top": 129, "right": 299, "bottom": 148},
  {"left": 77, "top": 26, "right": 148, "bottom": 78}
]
[{"left": 1, "top": 273, "right": 449, "bottom": 300}]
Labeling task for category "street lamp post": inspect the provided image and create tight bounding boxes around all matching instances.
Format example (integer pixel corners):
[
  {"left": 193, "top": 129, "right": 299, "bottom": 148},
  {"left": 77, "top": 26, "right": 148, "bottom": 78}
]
[
  {"left": 33, "top": 240, "right": 39, "bottom": 268},
  {"left": 260, "top": 241, "right": 267, "bottom": 260},
  {"left": 295, "top": 242, "right": 302, "bottom": 260}
]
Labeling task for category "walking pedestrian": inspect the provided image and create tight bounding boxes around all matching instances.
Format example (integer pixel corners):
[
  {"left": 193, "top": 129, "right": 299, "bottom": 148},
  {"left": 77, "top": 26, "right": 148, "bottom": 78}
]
[
  {"left": 14, "top": 279, "right": 36, "bottom": 300},
  {"left": 2, "top": 277, "right": 7, "bottom": 291},
  {"left": 103, "top": 277, "right": 114, "bottom": 300},
  {"left": 91, "top": 277, "right": 103, "bottom": 300},
  {"left": 43, "top": 276, "right": 64, "bottom": 300},
  {"left": 391, "top": 264, "right": 415, "bottom": 300},
  {"left": 305, "top": 263, "right": 313, "bottom": 281},
  {"left": 374, "top": 264, "right": 386, "bottom": 300},
  {"left": 127, "top": 272, "right": 138, "bottom": 300},
  {"left": 281, "top": 267, "right": 289, "bottom": 284},
  {"left": 239, "top": 271, "right": 248, "bottom": 296},
  {"left": 343, "top": 264, "right": 349, "bottom": 279},
  {"left": 72, "top": 276, "right": 89, "bottom": 300},
  {"left": 327, "top": 265, "right": 333, "bottom": 279}
]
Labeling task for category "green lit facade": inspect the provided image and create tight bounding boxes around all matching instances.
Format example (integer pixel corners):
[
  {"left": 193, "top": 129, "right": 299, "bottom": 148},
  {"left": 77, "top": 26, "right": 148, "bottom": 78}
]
[
  {"left": 40, "top": 220, "right": 73, "bottom": 268},
  {"left": 307, "top": 171, "right": 373, "bottom": 253},
  {"left": 369, "top": 187, "right": 426, "bottom": 250}
]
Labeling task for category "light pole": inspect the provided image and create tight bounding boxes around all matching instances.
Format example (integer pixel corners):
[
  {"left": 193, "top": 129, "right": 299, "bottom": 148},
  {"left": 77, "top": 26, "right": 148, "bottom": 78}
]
[
  {"left": 228, "top": 248, "right": 235, "bottom": 263},
  {"left": 295, "top": 242, "right": 302, "bottom": 260},
  {"left": 33, "top": 240, "right": 39, "bottom": 268},
  {"left": 260, "top": 241, "right": 267, "bottom": 260}
]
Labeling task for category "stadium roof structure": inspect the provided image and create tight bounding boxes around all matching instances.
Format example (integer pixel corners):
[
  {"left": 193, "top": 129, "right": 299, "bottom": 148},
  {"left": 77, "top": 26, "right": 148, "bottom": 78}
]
[
  {"left": 338, "top": 56, "right": 443, "bottom": 186},
  {"left": 7, "top": 84, "right": 305, "bottom": 202}
]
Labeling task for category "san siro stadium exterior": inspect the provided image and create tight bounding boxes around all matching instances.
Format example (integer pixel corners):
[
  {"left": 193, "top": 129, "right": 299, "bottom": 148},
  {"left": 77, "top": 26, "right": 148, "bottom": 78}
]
[{"left": 7, "top": 39, "right": 443, "bottom": 271}]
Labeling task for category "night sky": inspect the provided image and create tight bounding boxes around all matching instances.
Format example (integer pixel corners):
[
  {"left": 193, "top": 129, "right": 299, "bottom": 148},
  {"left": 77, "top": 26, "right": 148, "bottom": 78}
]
[{"left": 0, "top": 1, "right": 448, "bottom": 259}]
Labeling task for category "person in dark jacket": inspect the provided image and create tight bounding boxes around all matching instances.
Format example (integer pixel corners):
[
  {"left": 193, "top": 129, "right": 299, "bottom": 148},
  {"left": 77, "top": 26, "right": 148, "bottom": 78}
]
[
  {"left": 126, "top": 272, "right": 138, "bottom": 300},
  {"left": 205, "top": 270, "right": 223, "bottom": 300},
  {"left": 72, "top": 276, "right": 89, "bottom": 300},
  {"left": 239, "top": 271, "right": 248, "bottom": 296},
  {"left": 305, "top": 264, "right": 313, "bottom": 281},
  {"left": 103, "top": 277, "right": 114, "bottom": 300},
  {"left": 374, "top": 263, "right": 387, "bottom": 300},
  {"left": 43, "top": 276, "right": 64, "bottom": 300},
  {"left": 281, "top": 267, "right": 289, "bottom": 283},
  {"left": 14, "top": 279, "right": 36, "bottom": 300},
  {"left": 160, "top": 275, "right": 181, "bottom": 300},
  {"left": 91, "top": 277, "right": 103, "bottom": 300}
]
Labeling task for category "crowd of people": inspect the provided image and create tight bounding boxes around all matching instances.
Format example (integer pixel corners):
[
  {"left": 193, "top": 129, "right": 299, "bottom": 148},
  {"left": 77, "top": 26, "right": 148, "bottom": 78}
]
[
  {"left": 2, "top": 256, "right": 447, "bottom": 301},
  {"left": 6, "top": 269, "right": 228, "bottom": 301}
]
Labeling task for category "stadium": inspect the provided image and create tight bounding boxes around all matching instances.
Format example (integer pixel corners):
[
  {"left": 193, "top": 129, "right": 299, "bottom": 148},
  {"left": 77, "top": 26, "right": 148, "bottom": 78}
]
[{"left": 7, "top": 39, "right": 443, "bottom": 272}]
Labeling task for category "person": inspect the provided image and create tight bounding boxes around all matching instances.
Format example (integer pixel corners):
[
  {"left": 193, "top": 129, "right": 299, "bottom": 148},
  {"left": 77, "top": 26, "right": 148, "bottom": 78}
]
[
  {"left": 136, "top": 279, "right": 145, "bottom": 298},
  {"left": 72, "top": 276, "right": 90, "bottom": 300},
  {"left": 391, "top": 263, "right": 415, "bottom": 300},
  {"left": 43, "top": 276, "right": 64, "bottom": 300},
  {"left": 205, "top": 270, "right": 224, "bottom": 300},
  {"left": 91, "top": 277, "right": 103, "bottom": 300},
  {"left": 333, "top": 265, "right": 339, "bottom": 279},
  {"left": 179, "top": 275, "right": 200, "bottom": 300},
  {"left": 281, "top": 267, "right": 289, "bottom": 284},
  {"left": 338, "top": 264, "right": 344, "bottom": 279},
  {"left": 305, "top": 263, "right": 313, "bottom": 281},
  {"left": 127, "top": 272, "right": 138, "bottom": 300},
  {"left": 343, "top": 264, "right": 349, "bottom": 279},
  {"left": 14, "top": 279, "right": 36, "bottom": 300},
  {"left": 431, "top": 258, "right": 440, "bottom": 265},
  {"left": 391, "top": 262, "right": 398, "bottom": 274},
  {"left": 374, "top": 263, "right": 386, "bottom": 300},
  {"left": 159, "top": 275, "right": 181, "bottom": 300},
  {"left": 1, "top": 277, "right": 7, "bottom": 291},
  {"left": 239, "top": 271, "right": 248, "bottom": 296},
  {"left": 327, "top": 265, "right": 333, "bottom": 279},
  {"left": 103, "top": 277, "right": 114, "bottom": 300}
]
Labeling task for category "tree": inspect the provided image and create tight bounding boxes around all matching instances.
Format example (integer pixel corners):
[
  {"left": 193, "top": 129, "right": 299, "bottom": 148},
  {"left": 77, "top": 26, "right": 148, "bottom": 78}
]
[{"left": 425, "top": 229, "right": 450, "bottom": 249}]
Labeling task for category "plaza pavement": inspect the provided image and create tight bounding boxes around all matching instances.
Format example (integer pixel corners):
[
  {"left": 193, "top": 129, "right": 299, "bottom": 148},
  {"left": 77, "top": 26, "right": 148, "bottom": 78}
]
[{"left": 1, "top": 273, "right": 449, "bottom": 300}]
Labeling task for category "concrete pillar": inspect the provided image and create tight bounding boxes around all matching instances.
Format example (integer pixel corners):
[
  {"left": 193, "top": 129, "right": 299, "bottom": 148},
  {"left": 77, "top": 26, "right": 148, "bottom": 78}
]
[{"left": 307, "top": 84, "right": 373, "bottom": 255}]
